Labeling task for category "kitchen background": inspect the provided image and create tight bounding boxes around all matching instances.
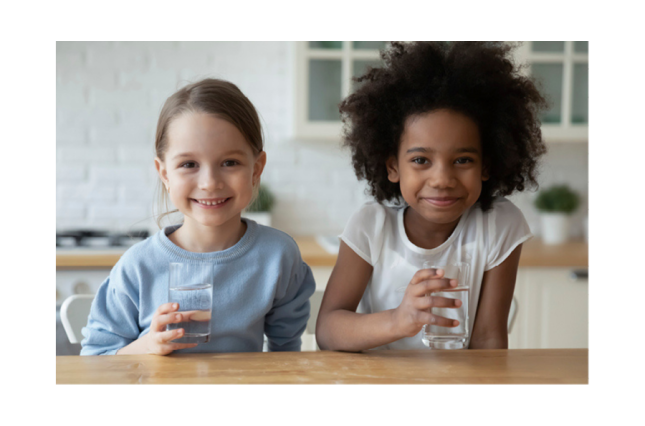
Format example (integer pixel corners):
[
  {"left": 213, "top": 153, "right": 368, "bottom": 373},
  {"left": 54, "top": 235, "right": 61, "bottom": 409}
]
[{"left": 56, "top": 41, "right": 588, "bottom": 355}]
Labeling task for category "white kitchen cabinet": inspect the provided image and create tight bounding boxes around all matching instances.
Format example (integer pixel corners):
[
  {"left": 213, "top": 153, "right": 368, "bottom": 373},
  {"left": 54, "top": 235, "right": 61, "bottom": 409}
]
[
  {"left": 509, "top": 267, "right": 588, "bottom": 349},
  {"left": 293, "top": 41, "right": 588, "bottom": 143},
  {"left": 513, "top": 41, "right": 588, "bottom": 143}
]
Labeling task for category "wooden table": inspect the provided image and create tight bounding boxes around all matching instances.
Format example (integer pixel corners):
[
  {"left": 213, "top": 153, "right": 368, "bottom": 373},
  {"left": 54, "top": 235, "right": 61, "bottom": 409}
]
[{"left": 56, "top": 349, "right": 587, "bottom": 384}]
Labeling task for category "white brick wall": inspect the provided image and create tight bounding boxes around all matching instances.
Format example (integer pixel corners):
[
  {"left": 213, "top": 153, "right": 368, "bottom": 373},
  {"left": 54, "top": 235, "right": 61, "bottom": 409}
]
[{"left": 56, "top": 41, "right": 588, "bottom": 238}]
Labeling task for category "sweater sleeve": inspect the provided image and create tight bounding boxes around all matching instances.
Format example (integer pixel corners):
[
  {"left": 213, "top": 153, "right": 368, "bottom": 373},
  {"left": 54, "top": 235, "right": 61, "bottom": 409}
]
[
  {"left": 264, "top": 253, "right": 316, "bottom": 352},
  {"left": 80, "top": 260, "right": 142, "bottom": 355}
]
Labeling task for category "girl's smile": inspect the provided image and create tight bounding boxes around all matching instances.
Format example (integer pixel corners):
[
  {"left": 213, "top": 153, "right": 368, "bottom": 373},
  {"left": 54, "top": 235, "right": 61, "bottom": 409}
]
[
  {"left": 192, "top": 197, "right": 232, "bottom": 208},
  {"left": 422, "top": 197, "right": 461, "bottom": 207}
]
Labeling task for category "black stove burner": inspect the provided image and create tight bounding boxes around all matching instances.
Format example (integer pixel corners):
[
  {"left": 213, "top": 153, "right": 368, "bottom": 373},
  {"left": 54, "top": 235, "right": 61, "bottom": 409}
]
[{"left": 56, "top": 229, "right": 150, "bottom": 247}]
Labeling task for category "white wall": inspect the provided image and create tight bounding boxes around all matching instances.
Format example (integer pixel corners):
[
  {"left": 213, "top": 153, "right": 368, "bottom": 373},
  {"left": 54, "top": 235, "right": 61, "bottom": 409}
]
[{"left": 56, "top": 41, "right": 587, "bottom": 238}]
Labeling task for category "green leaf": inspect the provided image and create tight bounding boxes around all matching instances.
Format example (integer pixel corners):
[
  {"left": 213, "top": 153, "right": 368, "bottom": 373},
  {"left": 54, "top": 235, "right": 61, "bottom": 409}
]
[
  {"left": 245, "top": 184, "right": 275, "bottom": 212},
  {"left": 534, "top": 184, "right": 580, "bottom": 214}
]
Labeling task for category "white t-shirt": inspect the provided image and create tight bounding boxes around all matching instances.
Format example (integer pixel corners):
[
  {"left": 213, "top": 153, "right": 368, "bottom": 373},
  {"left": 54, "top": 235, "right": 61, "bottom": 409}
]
[{"left": 340, "top": 197, "right": 532, "bottom": 350}]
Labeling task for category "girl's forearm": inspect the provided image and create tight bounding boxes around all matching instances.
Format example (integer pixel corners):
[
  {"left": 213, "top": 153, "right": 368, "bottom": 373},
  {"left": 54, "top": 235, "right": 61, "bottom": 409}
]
[
  {"left": 316, "top": 309, "right": 405, "bottom": 352},
  {"left": 468, "top": 333, "right": 508, "bottom": 349}
]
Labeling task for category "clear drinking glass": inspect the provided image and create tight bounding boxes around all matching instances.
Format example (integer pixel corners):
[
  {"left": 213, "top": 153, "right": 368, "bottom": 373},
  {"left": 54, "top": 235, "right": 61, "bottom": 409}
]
[
  {"left": 167, "top": 263, "right": 214, "bottom": 344},
  {"left": 421, "top": 262, "right": 470, "bottom": 349}
]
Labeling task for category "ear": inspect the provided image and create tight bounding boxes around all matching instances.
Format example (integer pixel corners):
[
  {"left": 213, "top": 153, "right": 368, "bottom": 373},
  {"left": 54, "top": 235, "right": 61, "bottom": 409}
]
[
  {"left": 155, "top": 157, "right": 169, "bottom": 189},
  {"left": 481, "top": 161, "right": 490, "bottom": 182},
  {"left": 386, "top": 156, "right": 400, "bottom": 183},
  {"left": 252, "top": 151, "right": 267, "bottom": 186}
]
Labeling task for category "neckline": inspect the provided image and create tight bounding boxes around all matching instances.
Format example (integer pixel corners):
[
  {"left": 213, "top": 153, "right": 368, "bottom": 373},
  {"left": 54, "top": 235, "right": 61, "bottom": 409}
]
[
  {"left": 158, "top": 218, "right": 257, "bottom": 263},
  {"left": 397, "top": 206, "right": 470, "bottom": 255}
]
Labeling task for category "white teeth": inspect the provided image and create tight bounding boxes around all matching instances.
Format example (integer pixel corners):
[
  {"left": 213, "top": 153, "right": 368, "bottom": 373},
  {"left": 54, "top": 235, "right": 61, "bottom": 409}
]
[{"left": 197, "top": 199, "right": 226, "bottom": 205}]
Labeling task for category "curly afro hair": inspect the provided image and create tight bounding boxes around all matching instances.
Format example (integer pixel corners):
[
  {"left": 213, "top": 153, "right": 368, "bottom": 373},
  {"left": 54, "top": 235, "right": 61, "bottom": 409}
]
[{"left": 339, "top": 41, "right": 548, "bottom": 212}]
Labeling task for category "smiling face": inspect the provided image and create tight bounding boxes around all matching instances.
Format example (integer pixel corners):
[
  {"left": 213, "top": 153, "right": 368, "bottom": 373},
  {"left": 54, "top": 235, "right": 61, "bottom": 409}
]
[
  {"left": 155, "top": 111, "right": 266, "bottom": 229},
  {"left": 386, "top": 109, "right": 488, "bottom": 227}
]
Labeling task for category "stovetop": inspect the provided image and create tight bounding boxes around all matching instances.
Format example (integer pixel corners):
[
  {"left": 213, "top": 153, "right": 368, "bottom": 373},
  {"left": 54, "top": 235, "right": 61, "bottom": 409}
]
[{"left": 56, "top": 229, "right": 150, "bottom": 248}]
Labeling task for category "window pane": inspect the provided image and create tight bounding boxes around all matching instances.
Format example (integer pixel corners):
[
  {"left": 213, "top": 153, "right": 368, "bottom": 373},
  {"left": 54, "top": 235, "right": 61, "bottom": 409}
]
[
  {"left": 574, "top": 41, "right": 588, "bottom": 53},
  {"left": 352, "top": 59, "right": 382, "bottom": 91},
  {"left": 532, "top": 41, "right": 565, "bottom": 53},
  {"left": 309, "top": 41, "right": 342, "bottom": 49},
  {"left": 308, "top": 59, "right": 342, "bottom": 121},
  {"left": 353, "top": 41, "right": 387, "bottom": 50},
  {"left": 572, "top": 64, "right": 588, "bottom": 124},
  {"left": 532, "top": 63, "right": 563, "bottom": 124}
]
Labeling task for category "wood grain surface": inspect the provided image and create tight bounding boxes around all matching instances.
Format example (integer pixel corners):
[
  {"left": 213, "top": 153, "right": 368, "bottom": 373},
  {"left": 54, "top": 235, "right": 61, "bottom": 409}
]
[{"left": 56, "top": 349, "right": 588, "bottom": 384}]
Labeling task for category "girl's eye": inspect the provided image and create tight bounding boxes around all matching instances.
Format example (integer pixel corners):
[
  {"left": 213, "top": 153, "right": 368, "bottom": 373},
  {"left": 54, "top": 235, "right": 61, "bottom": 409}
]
[
  {"left": 181, "top": 162, "right": 197, "bottom": 168},
  {"left": 455, "top": 157, "right": 474, "bottom": 165},
  {"left": 223, "top": 160, "right": 239, "bottom": 167},
  {"left": 412, "top": 157, "right": 428, "bottom": 165}
]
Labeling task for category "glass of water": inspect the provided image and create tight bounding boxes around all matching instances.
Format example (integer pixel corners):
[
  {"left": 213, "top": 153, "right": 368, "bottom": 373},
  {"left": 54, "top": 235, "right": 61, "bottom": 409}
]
[
  {"left": 167, "top": 263, "right": 214, "bottom": 344},
  {"left": 421, "top": 262, "right": 470, "bottom": 349}
]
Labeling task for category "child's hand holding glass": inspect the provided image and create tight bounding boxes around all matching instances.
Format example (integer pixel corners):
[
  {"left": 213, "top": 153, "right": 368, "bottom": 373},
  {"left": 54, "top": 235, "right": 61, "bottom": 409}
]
[
  {"left": 142, "top": 303, "right": 200, "bottom": 355},
  {"left": 392, "top": 268, "right": 461, "bottom": 338}
]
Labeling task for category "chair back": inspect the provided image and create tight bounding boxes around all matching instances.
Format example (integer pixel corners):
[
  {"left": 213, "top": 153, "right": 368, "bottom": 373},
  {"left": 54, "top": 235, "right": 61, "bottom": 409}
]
[{"left": 60, "top": 294, "right": 95, "bottom": 344}]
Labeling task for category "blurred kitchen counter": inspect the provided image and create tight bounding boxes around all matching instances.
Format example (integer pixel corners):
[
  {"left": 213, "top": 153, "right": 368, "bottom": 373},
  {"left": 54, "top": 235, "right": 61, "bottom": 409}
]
[
  {"left": 295, "top": 236, "right": 588, "bottom": 268},
  {"left": 56, "top": 236, "right": 587, "bottom": 269}
]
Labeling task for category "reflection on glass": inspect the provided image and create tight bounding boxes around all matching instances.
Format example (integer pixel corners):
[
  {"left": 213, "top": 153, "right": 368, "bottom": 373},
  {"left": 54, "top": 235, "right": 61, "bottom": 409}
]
[
  {"left": 308, "top": 59, "right": 342, "bottom": 121},
  {"left": 572, "top": 63, "right": 588, "bottom": 124},
  {"left": 532, "top": 63, "right": 563, "bottom": 123},
  {"left": 574, "top": 41, "right": 588, "bottom": 53},
  {"left": 352, "top": 60, "right": 382, "bottom": 91},
  {"left": 353, "top": 41, "right": 387, "bottom": 50},
  {"left": 532, "top": 41, "right": 565, "bottom": 53},
  {"left": 309, "top": 41, "right": 342, "bottom": 49}
]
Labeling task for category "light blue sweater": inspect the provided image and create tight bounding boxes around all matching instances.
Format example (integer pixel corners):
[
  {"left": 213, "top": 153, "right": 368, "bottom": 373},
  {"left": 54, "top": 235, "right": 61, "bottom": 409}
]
[{"left": 80, "top": 220, "right": 316, "bottom": 355}]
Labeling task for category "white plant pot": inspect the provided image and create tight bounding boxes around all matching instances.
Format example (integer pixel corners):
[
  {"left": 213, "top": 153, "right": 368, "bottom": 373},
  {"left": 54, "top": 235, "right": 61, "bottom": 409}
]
[
  {"left": 243, "top": 212, "right": 272, "bottom": 227},
  {"left": 540, "top": 213, "right": 570, "bottom": 245}
]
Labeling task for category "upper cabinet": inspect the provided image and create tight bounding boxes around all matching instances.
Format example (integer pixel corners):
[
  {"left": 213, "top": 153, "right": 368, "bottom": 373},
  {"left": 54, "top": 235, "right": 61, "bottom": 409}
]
[
  {"left": 293, "top": 41, "right": 588, "bottom": 143},
  {"left": 293, "top": 41, "right": 386, "bottom": 139},
  {"left": 513, "top": 41, "right": 588, "bottom": 143}
]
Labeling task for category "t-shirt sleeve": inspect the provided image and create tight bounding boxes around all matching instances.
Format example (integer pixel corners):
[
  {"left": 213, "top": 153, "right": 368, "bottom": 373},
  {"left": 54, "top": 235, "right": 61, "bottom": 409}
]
[
  {"left": 339, "top": 202, "right": 388, "bottom": 266},
  {"left": 485, "top": 198, "right": 534, "bottom": 271}
]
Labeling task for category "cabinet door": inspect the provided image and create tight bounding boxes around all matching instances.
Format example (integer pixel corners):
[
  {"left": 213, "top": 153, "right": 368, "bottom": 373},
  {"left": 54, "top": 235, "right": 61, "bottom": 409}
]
[{"left": 509, "top": 267, "right": 588, "bottom": 349}]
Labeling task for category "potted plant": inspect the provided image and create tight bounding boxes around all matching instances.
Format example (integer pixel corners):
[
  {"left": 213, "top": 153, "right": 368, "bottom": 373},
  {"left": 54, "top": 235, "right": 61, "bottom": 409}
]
[
  {"left": 243, "top": 184, "right": 275, "bottom": 227},
  {"left": 534, "top": 184, "right": 580, "bottom": 245}
]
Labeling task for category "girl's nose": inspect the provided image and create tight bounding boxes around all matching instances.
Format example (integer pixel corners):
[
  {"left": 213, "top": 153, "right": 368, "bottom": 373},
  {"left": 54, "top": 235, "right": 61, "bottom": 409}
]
[
  {"left": 428, "top": 164, "right": 457, "bottom": 188},
  {"left": 198, "top": 168, "right": 224, "bottom": 191}
]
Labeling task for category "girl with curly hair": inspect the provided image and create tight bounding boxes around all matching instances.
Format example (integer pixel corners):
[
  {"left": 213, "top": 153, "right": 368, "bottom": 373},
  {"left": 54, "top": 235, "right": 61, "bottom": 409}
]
[{"left": 316, "top": 42, "right": 548, "bottom": 351}]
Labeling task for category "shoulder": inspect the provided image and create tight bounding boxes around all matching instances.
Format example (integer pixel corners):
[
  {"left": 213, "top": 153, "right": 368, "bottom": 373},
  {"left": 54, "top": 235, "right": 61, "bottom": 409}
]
[
  {"left": 355, "top": 200, "right": 391, "bottom": 216},
  {"left": 479, "top": 197, "right": 525, "bottom": 223},
  {"left": 252, "top": 223, "right": 302, "bottom": 259},
  {"left": 474, "top": 198, "right": 532, "bottom": 261},
  {"left": 348, "top": 200, "right": 396, "bottom": 227},
  {"left": 108, "top": 232, "right": 163, "bottom": 288},
  {"left": 115, "top": 232, "right": 160, "bottom": 267}
]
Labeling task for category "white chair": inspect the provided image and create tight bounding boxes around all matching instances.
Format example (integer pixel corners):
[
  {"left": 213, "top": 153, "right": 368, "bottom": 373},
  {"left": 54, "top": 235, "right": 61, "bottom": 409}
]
[{"left": 60, "top": 294, "right": 95, "bottom": 344}]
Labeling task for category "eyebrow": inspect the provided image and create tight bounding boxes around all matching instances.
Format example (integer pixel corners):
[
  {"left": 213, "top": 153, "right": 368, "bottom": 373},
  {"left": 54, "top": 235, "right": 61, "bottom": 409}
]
[
  {"left": 171, "top": 149, "right": 247, "bottom": 160},
  {"left": 406, "top": 146, "right": 480, "bottom": 155}
]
